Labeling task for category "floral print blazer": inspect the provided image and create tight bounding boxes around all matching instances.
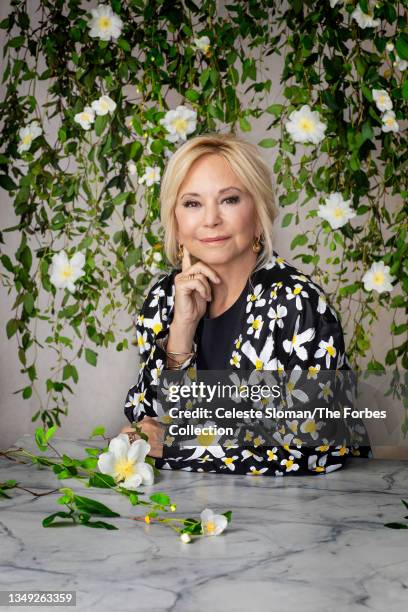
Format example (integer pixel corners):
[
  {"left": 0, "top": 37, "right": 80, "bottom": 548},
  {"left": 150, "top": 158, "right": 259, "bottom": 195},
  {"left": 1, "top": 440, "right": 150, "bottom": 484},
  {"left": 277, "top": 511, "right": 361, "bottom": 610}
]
[{"left": 124, "top": 251, "right": 372, "bottom": 477}]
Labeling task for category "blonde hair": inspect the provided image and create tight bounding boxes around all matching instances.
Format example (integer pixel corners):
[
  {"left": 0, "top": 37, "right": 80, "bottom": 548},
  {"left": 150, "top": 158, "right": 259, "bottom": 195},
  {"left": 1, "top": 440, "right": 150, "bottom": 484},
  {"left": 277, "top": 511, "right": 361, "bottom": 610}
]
[{"left": 159, "top": 132, "right": 279, "bottom": 279}]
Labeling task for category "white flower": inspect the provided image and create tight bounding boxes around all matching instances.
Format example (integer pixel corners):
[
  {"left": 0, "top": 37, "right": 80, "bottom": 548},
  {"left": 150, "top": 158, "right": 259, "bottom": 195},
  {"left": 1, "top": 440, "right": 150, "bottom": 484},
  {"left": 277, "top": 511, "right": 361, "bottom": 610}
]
[
  {"left": 285, "top": 104, "right": 327, "bottom": 145},
  {"left": 127, "top": 160, "right": 137, "bottom": 175},
  {"left": 97, "top": 433, "right": 154, "bottom": 489},
  {"left": 49, "top": 250, "right": 86, "bottom": 293},
  {"left": 393, "top": 53, "right": 408, "bottom": 71},
  {"left": 385, "top": 42, "right": 394, "bottom": 52},
  {"left": 329, "top": 0, "right": 342, "bottom": 7},
  {"left": 351, "top": 4, "right": 380, "bottom": 29},
  {"left": 317, "top": 192, "right": 356, "bottom": 230},
  {"left": 381, "top": 110, "right": 399, "bottom": 133},
  {"left": 18, "top": 122, "right": 42, "bottom": 154},
  {"left": 153, "top": 252, "right": 162, "bottom": 262},
  {"left": 372, "top": 89, "right": 393, "bottom": 112},
  {"left": 180, "top": 532, "right": 191, "bottom": 543},
  {"left": 200, "top": 508, "right": 228, "bottom": 536},
  {"left": 91, "top": 95, "right": 117, "bottom": 116},
  {"left": 74, "top": 106, "right": 95, "bottom": 130},
  {"left": 193, "top": 35, "right": 210, "bottom": 53},
  {"left": 362, "top": 261, "right": 395, "bottom": 293},
  {"left": 159, "top": 105, "right": 197, "bottom": 143},
  {"left": 88, "top": 4, "right": 123, "bottom": 41},
  {"left": 138, "top": 165, "right": 161, "bottom": 186}
]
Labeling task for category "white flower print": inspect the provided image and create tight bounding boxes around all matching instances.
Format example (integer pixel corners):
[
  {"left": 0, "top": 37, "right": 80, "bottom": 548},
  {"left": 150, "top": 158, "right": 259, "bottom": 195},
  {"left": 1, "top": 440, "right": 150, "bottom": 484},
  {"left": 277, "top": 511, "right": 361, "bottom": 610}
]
[
  {"left": 285, "top": 368, "right": 309, "bottom": 409},
  {"left": 300, "top": 418, "right": 325, "bottom": 440},
  {"left": 246, "top": 283, "right": 266, "bottom": 313},
  {"left": 282, "top": 314, "right": 316, "bottom": 361},
  {"left": 246, "top": 314, "right": 264, "bottom": 339},
  {"left": 241, "top": 334, "right": 277, "bottom": 370},
  {"left": 285, "top": 284, "right": 309, "bottom": 310},
  {"left": 314, "top": 335, "right": 337, "bottom": 367},
  {"left": 230, "top": 351, "right": 242, "bottom": 368},
  {"left": 308, "top": 453, "right": 343, "bottom": 473},
  {"left": 280, "top": 455, "right": 299, "bottom": 472},
  {"left": 267, "top": 303, "right": 287, "bottom": 331}
]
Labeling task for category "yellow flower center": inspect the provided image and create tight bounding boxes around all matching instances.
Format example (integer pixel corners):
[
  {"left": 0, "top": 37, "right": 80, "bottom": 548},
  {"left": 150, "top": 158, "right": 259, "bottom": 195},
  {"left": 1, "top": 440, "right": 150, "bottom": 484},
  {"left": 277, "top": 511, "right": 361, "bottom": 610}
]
[
  {"left": 373, "top": 272, "right": 385, "bottom": 285},
  {"left": 299, "top": 118, "right": 313, "bottom": 132},
  {"left": 250, "top": 294, "right": 257, "bottom": 301},
  {"left": 292, "top": 334, "right": 297, "bottom": 344},
  {"left": 172, "top": 117, "right": 188, "bottom": 134},
  {"left": 196, "top": 432, "right": 216, "bottom": 446},
  {"left": 255, "top": 358, "right": 263, "bottom": 370},
  {"left": 203, "top": 520, "right": 216, "bottom": 534},
  {"left": 224, "top": 457, "right": 234, "bottom": 465},
  {"left": 22, "top": 134, "right": 33, "bottom": 145},
  {"left": 61, "top": 264, "right": 73, "bottom": 279},
  {"left": 326, "top": 345, "right": 336, "bottom": 357},
  {"left": 252, "top": 319, "right": 260, "bottom": 330},
  {"left": 114, "top": 457, "right": 135, "bottom": 481},
  {"left": 152, "top": 322, "right": 163, "bottom": 334},
  {"left": 293, "top": 286, "right": 302, "bottom": 295},
  {"left": 287, "top": 382, "right": 294, "bottom": 392},
  {"left": 98, "top": 16, "right": 112, "bottom": 30},
  {"left": 267, "top": 450, "right": 276, "bottom": 460},
  {"left": 285, "top": 459, "right": 294, "bottom": 469},
  {"left": 333, "top": 207, "right": 344, "bottom": 218},
  {"left": 304, "top": 420, "right": 316, "bottom": 433}
]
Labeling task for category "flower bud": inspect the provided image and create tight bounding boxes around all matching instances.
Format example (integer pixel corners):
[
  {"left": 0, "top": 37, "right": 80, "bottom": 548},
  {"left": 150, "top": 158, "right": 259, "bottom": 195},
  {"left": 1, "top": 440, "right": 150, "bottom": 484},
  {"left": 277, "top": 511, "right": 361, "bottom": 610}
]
[{"left": 180, "top": 532, "right": 191, "bottom": 543}]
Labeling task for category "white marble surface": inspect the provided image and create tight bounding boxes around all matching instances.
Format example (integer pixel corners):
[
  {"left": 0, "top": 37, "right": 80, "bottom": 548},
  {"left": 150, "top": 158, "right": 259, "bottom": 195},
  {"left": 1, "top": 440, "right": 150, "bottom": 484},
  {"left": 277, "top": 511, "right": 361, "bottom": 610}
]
[{"left": 1, "top": 435, "right": 408, "bottom": 612}]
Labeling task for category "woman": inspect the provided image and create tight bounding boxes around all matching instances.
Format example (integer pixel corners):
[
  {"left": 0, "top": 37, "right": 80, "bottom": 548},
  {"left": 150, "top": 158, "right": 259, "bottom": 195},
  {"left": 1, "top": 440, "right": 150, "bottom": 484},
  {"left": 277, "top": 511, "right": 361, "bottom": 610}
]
[{"left": 121, "top": 133, "right": 372, "bottom": 476}]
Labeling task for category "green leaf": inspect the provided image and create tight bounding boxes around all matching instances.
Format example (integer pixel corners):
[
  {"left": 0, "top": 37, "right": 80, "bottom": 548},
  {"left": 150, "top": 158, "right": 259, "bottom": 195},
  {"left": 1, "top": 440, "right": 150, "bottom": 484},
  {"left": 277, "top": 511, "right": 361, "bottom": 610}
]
[
  {"left": 396, "top": 33, "right": 408, "bottom": 61},
  {"left": 45, "top": 425, "right": 58, "bottom": 442},
  {"left": 90, "top": 426, "right": 105, "bottom": 437},
  {"left": 88, "top": 473, "right": 116, "bottom": 488},
  {"left": 149, "top": 492, "right": 171, "bottom": 506},
  {"left": 222, "top": 510, "right": 232, "bottom": 523},
  {"left": 265, "top": 104, "right": 284, "bottom": 117},
  {"left": 282, "top": 213, "right": 293, "bottom": 227},
  {"left": 239, "top": 116, "right": 251, "bottom": 132},
  {"left": 42, "top": 511, "right": 74, "bottom": 527},
  {"left": 6, "top": 318, "right": 19, "bottom": 339},
  {"left": 290, "top": 233, "right": 308, "bottom": 249},
  {"left": 35, "top": 427, "right": 47, "bottom": 451},
  {"left": 85, "top": 348, "right": 97, "bottom": 367},
  {"left": 95, "top": 114, "right": 109, "bottom": 136},
  {"left": 82, "top": 519, "right": 118, "bottom": 530},
  {"left": 23, "top": 293, "right": 34, "bottom": 314},
  {"left": 0, "top": 175, "right": 17, "bottom": 191},
  {"left": 74, "top": 494, "right": 121, "bottom": 517},
  {"left": 258, "top": 138, "right": 277, "bottom": 148}
]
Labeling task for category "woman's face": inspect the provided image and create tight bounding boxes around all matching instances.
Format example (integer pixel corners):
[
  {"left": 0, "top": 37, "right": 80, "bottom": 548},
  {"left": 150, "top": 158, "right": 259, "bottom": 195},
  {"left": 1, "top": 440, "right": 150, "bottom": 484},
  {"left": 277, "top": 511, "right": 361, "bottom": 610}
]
[{"left": 174, "top": 154, "right": 261, "bottom": 267}]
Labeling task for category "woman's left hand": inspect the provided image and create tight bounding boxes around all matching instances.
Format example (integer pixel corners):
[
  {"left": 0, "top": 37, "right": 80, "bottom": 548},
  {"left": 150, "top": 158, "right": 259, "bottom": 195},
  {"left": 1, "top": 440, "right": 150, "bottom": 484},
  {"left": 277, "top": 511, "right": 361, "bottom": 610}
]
[{"left": 120, "top": 417, "right": 165, "bottom": 458}]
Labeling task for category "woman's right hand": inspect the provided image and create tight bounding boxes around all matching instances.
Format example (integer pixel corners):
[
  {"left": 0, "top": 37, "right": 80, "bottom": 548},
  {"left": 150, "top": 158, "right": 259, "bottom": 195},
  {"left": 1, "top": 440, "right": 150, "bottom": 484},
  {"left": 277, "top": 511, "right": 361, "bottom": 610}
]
[{"left": 172, "top": 244, "right": 221, "bottom": 328}]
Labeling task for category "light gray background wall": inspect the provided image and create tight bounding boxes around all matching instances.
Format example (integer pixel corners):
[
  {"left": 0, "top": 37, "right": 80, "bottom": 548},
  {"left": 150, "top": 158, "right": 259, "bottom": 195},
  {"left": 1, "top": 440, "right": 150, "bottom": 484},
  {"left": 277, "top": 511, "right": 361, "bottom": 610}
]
[{"left": 1, "top": 1, "right": 405, "bottom": 458}]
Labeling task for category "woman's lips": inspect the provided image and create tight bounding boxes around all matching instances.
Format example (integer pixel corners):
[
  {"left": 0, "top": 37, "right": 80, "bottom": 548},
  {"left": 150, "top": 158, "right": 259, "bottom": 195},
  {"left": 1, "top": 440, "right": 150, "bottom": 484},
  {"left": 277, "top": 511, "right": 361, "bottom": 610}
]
[{"left": 199, "top": 236, "right": 230, "bottom": 243}]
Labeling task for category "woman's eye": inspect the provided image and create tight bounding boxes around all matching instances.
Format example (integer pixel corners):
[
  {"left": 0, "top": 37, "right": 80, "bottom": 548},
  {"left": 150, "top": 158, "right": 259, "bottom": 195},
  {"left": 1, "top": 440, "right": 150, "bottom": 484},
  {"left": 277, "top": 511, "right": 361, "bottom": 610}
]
[
  {"left": 182, "top": 196, "right": 240, "bottom": 208},
  {"left": 183, "top": 200, "right": 200, "bottom": 208}
]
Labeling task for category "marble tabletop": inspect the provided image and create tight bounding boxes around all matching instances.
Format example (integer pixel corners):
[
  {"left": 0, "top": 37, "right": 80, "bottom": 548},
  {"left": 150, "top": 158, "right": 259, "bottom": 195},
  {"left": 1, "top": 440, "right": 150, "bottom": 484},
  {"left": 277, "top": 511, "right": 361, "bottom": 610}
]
[{"left": 0, "top": 435, "right": 407, "bottom": 612}]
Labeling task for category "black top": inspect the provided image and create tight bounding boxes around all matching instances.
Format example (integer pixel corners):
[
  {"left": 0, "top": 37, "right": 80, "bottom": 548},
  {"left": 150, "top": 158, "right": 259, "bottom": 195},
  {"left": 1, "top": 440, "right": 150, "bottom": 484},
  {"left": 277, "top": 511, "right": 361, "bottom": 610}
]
[{"left": 196, "top": 277, "right": 250, "bottom": 370}]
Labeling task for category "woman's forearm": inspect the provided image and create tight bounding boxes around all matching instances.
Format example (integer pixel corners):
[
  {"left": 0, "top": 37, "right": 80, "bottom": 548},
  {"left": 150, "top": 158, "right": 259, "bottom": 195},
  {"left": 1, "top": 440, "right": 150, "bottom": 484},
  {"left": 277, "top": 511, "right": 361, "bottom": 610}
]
[{"left": 165, "top": 321, "right": 196, "bottom": 368}]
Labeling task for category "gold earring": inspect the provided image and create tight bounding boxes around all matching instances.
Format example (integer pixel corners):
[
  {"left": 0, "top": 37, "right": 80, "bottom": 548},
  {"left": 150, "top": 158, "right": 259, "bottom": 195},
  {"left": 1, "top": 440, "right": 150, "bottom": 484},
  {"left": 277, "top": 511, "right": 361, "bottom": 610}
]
[
  {"left": 252, "top": 235, "right": 262, "bottom": 253},
  {"left": 176, "top": 243, "right": 183, "bottom": 262}
]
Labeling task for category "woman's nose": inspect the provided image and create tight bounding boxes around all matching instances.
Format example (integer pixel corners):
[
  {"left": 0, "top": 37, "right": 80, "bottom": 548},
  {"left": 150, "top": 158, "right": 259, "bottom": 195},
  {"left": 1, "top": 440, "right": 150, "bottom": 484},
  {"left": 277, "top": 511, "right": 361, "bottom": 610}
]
[{"left": 203, "top": 202, "right": 222, "bottom": 226}]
